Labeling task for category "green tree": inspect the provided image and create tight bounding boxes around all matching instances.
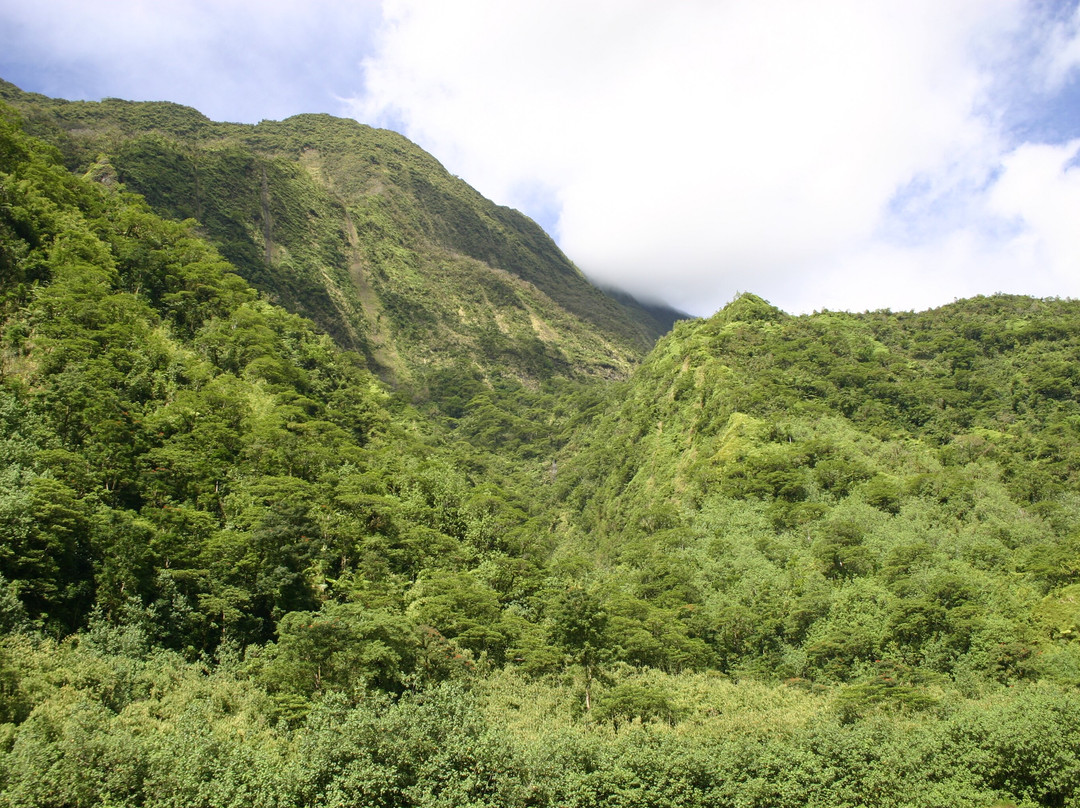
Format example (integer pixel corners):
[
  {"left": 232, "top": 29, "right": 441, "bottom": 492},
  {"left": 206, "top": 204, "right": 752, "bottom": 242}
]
[
  {"left": 264, "top": 602, "right": 420, "bottom": 698},
  {"left": 549, "top": 583, "right": 610, "bottom": 711}
]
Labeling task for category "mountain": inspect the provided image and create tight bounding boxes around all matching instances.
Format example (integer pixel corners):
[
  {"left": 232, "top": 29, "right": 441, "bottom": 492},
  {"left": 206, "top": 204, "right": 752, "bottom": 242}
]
[
  {"left": 544, "top": 291, "right": 1080, "bottom": 677},
  {"left": 0, "top": 80, "right": 686, "bottom": 389},
  {"left": 4, "top": 83, "right": 1080, "bottom": 807}
]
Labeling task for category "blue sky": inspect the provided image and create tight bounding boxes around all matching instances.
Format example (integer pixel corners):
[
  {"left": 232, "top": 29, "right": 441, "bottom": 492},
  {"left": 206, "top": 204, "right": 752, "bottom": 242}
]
[{"left": 2, "top": 0, "right": 1080, "bottom": 316}]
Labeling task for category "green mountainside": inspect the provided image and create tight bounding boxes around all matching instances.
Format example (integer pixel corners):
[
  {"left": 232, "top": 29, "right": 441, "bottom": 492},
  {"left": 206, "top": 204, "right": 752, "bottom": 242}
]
[
  {"left": 0, "top": 79, "right": 682, "bottom": 389},
  {"left": 3, "top": 90, "right": 1080, "bottom": 807},
  {"left": 547, "top": 293, "right": 1080, "bottom": 681}
]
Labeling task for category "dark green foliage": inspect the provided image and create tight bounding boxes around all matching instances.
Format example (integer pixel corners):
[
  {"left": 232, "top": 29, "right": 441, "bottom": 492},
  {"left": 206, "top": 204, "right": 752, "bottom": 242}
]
[
  {"left": 5, "top": 86, "right": 1080, "bottom": 806},
  {"left": 0, "top": 79, "right": 678, "bottom": 394},
  {"left": 0, "top": 106, "right": 532, "bottom": 658},
  {"left": 592, "top": 681, "right": 677, "bottom": 729},
  {"left": 263, "top": 603, "right": 421, "bottom": 699}
]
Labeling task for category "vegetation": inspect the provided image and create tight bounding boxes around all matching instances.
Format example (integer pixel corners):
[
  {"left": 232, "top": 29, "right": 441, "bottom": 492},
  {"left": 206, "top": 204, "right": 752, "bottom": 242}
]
[
  {"left": 0, "top": 78, "right": 680, "bottom": 392},
  {"left": 2, "top": 86, "right": 1080, "bottom": 806}
]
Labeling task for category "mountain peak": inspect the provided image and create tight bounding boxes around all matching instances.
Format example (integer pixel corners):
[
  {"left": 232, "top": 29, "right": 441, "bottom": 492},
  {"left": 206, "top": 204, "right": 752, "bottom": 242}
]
[{"left": 711, "top": 292, "right": 786, "bottom": 325}]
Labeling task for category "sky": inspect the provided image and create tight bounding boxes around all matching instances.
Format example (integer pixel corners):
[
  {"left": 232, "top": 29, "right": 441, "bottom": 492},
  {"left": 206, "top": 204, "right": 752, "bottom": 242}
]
[{"left": 2, "top": 0, "right": 1080, "bottom": 317}]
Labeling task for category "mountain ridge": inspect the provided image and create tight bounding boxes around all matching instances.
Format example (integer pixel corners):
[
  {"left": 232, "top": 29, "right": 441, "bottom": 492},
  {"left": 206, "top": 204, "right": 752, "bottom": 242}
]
[{"left": 0, "top": 79, "right": 688, "bottom": 390}]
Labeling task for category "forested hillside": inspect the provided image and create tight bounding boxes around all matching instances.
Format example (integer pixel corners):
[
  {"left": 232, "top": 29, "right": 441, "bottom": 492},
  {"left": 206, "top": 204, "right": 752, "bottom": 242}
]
[
  {"left": 548, "top": 293, "right": 1080, "bottom": 683},
  {"left": 3, "top": 94, "right": 1080, "bottom": 807},
  {"left": 0, "top": 79, "right": 681, "bottom": 390}
]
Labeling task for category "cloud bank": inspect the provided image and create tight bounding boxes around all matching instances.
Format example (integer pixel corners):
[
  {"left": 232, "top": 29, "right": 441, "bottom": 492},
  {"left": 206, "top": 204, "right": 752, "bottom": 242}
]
[{"left": 352, "top": 0, "right": 1080, "bottom": 315}]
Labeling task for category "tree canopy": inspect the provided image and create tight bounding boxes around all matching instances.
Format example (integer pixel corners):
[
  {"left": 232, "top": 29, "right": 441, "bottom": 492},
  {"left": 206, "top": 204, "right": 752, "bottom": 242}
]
[{"left": 3, "top": 94, "right": 1080, "bottom": 806}]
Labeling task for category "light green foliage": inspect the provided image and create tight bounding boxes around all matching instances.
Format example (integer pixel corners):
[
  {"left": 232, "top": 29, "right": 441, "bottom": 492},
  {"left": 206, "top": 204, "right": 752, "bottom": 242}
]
[
  {"left": 5, "top": 85, "right": 1080, "bottom": 805},
  {"left": 547, "top": 291, "right": 1080, "bottom": 691},
  {"left": 8, "top": 641, "right": 1078, "bottom": 807}
]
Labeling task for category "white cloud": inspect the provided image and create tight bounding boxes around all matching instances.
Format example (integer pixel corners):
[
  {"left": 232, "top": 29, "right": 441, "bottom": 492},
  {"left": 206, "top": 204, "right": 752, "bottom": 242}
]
[
  {"left": 352, "top": 0, "right": 1050, "bottom": 315},
  {"left": 777, "top": 139, "right": 1080, "bottom": 315},
  {"left": 349, "top": 0, "right": 1080, "bottom": 315},
  {"left": 0, "top": 0, "right": 383, "bottom": 123},
  {"left": 1044, "top": 4, "right": 1080, "bottom": 90},
  {"left": 986, "top": 139, "right": 1080, "bottom": 287}
]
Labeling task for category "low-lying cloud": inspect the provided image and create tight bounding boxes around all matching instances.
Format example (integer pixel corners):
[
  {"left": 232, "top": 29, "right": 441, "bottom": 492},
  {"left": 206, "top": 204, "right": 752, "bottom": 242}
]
[{"left": 353, "top": 0, "right": 1080, "bottom": 315}]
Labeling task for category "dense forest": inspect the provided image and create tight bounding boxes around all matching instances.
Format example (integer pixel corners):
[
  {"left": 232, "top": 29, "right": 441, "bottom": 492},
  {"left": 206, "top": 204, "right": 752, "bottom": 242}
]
[{"left": 2, "top": 88, "right": 1080, "bottom": 807}]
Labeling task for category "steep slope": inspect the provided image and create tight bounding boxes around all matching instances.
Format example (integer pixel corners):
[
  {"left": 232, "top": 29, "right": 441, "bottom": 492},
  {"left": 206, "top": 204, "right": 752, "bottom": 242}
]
[
  {"left": 7, "top": 99, "right": 1080, "bottom": 805},
  {"left": 0, "top": 80, "right": 685, "bottom": 388},
  {"left": 0, "top": 106, "right": 548, "bottom": 658},
  {"left": 545, "top": 293, "right": 1080, "bottom": 680}
]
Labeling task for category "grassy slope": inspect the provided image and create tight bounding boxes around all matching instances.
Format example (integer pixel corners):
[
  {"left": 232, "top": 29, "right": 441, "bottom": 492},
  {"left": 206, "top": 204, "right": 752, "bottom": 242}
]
[{"left": 0, "top": 80, "right": 684, "bottom": 389}]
